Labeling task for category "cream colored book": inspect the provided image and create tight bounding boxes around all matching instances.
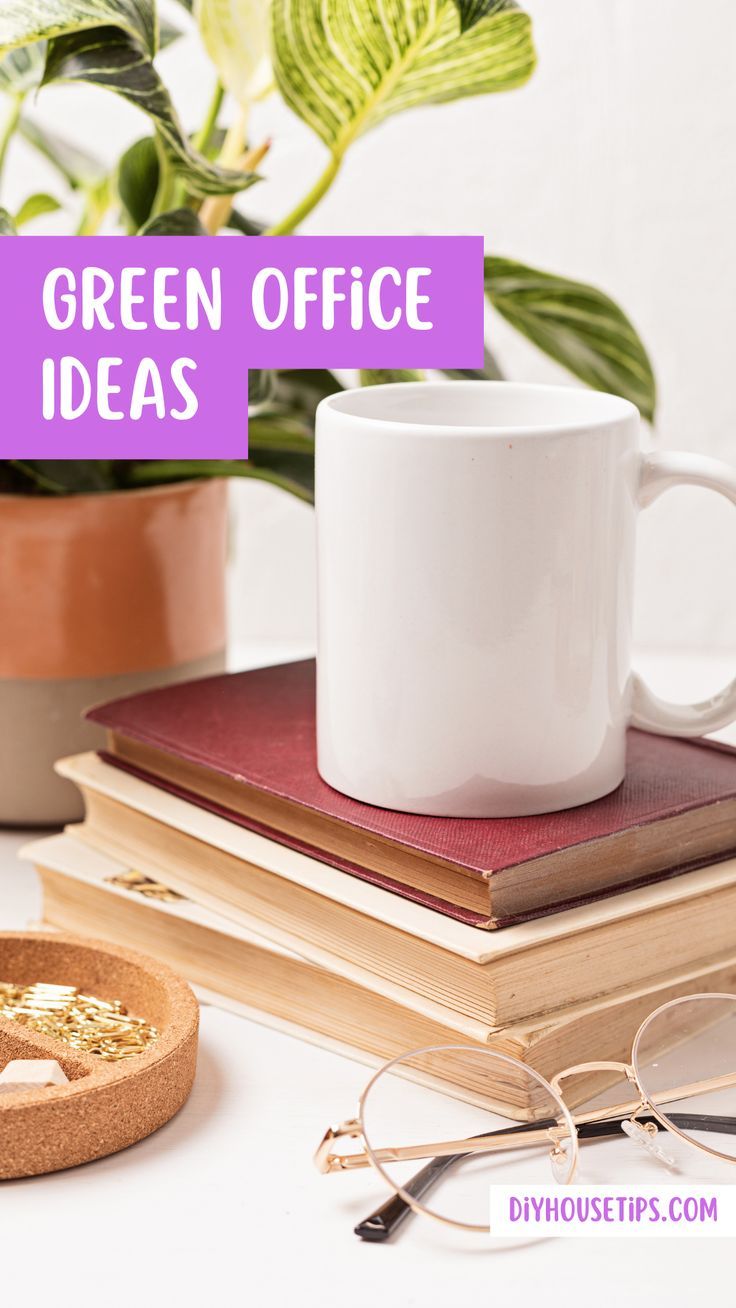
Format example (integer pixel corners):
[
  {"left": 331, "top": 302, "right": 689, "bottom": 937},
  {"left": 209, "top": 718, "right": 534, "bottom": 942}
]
[
  {"left": 56, "top": 752, "right": 736, "bottom": 1027},
  {"left": 23, "top": 832, "right": 736, "bottom": 1114}
]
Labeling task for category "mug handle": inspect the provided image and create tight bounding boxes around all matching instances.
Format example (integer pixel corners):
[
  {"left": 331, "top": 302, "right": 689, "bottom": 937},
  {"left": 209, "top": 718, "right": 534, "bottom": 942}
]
[{"left": 631, "top": 451, "right": 736, "bottom": 736}]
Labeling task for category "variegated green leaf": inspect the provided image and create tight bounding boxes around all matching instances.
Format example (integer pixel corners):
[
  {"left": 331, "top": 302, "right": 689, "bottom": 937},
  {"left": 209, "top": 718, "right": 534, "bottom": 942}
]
[
  {"left": 452, "top": 0, "right": 503, "bottom": 32},
  {"left": 159, "top": 16, "right": 185, "bottom": 48},
  {"left": 42, "top": 28, "right": 256, "bottom": 196},
  {"left": 272, "top": 0, "right": 534, "bottom": 154},
  {"left": 0, "top": 3, "right": 254, "bottom": 195},
  {"left": 0, "top": 207, "right": 17, "bottom": 233},
  {"left": 195, "top": 0, "right": 272, "bottom": 104},
  {"left": 0, "top": 42, "right": 46, "bottom": 94},
  {"left": 485, "top": 255, "right": 656, "bottom": 421},
  {"left": 139, "top": 206, "right": 208, "bottom": 234},
  {"left": 0, "top": 1, "right": 156, "bottom": 57}
]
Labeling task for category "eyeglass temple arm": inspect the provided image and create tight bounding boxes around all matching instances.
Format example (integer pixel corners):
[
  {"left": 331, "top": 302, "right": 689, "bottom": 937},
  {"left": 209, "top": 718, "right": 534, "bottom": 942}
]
[
  {"left": 316, "top": 1115, "right": 557, "bottom": 1174},
  {"left": 354, "top": 1112, "right": 736, "bottom": 1243}
]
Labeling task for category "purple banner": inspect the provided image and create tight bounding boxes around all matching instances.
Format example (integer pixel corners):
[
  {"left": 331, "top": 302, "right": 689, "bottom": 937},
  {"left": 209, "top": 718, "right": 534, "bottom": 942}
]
[{"left": 0, "top": 235, "right": 484, "bottom": 459}]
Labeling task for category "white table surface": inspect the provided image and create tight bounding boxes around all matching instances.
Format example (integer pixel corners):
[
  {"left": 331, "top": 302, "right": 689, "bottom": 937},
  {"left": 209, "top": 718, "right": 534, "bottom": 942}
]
[{"left": 2, "top": 647, "right": 736, "bottom": 1306}]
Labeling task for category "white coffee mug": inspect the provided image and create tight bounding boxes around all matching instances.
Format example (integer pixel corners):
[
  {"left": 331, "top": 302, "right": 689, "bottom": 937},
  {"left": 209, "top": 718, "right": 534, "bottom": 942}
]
[{"left": 315, "top": 381, "right": 736, "bottom": 817}]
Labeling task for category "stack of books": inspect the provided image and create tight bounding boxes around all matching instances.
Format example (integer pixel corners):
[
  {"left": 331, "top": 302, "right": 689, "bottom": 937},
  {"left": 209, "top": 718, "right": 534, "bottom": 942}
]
[{"left": 22, "top": 660, "right": 736, "bottom": 1114}]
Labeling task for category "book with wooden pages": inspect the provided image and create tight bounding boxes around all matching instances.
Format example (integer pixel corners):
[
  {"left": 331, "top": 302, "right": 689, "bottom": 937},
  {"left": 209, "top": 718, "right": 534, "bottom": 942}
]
[
  {"left": 56, "top": 752, "right": 736, "bottom": 1030},
  {"left": 22, "top": 833, "right": 736, "bottom": 1118},
  {"left": 86, "top": 661, "right": 736, "bottom": 928}
]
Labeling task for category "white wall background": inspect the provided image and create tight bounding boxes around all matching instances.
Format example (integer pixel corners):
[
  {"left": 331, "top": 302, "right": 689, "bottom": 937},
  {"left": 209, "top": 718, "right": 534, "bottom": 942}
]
[{"left": 4, "top": 0, "right": 736, "bottom": 667}]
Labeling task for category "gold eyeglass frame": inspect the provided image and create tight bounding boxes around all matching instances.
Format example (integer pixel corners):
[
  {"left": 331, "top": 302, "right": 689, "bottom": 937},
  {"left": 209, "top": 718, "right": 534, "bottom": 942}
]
[{"left": 314, "top": 992, "right": 736, "bottom": 1234}]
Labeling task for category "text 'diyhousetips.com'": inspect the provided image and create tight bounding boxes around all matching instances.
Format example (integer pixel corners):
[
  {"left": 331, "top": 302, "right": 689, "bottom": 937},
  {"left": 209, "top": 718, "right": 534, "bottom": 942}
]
[{"left": 489, "top": 1187, "right": 736, "bottom": 1239}]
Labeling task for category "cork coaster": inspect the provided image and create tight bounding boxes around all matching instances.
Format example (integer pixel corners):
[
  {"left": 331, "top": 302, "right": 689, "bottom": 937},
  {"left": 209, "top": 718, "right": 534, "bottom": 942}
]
[{"left": 0, "top": 931, "right": 199, "bottom": 1179}]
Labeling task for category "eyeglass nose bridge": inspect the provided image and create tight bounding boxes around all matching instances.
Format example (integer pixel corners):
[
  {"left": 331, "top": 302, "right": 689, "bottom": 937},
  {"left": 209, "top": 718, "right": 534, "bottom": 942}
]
[{"left": 549, "top": 1060, "right": 639, "bottom": 1102}]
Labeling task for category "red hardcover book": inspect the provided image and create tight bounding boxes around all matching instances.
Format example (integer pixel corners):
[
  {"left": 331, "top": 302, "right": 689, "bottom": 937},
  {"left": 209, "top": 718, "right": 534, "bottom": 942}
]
[{"left": 87, "top": 660, "right": 736, "bottom": 928}]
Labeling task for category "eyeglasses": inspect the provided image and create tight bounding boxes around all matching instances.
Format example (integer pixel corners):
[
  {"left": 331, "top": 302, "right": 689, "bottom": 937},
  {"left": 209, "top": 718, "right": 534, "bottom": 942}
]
[{"left": 314, "top": 992, "right": 736, "bottom": 1239}]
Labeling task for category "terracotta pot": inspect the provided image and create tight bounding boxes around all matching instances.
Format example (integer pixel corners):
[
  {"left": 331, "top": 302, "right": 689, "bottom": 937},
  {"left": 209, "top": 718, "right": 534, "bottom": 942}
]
[{"left": 0, "top": 480, "right": 228, "bottom": 825}]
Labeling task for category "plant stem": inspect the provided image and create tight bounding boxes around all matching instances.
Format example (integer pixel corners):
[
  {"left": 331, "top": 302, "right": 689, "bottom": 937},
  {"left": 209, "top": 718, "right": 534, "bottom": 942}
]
[
  {"left": 193, "top": 80, "right": 225, "bottom": 156},
  {"left": 198, "top": 109, "right": 263, "bottom": 235},
  {"left": 199, "top": 137, "right": 270, "bottom": 234},
  {"left": 151, "top": 134, "right": 178, "bottom": 217},
  {"left": 77, "top": 178, "right": 114, "bottom": 235},
  {"left": 266, "top": 152, "right": 342, "bottom": 235},
  {"left": 218, "top": 108, "right": 249, "bottom": 167},
  {"left": 196, "top": 108, "right": 247, "bottom": 230},
  {"left": 0, "top": 95, "right": 23, "bottom": 193}
]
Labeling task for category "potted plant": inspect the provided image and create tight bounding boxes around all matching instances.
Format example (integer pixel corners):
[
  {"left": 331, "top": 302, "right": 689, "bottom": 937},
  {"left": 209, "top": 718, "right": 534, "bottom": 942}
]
[
  {"left": 0, "top": 474, "right": 228, "bottom": 824},
  {"left": 0, "top": 0, "right": 656, "bottom": 823}
]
